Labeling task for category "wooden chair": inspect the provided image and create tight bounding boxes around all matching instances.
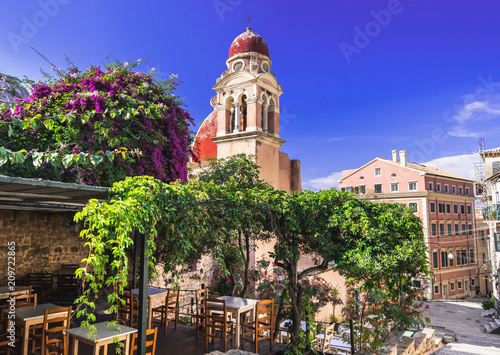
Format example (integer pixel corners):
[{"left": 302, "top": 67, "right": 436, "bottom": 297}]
[
  {"left": 0, "top": 333, "right": 20, "bottom": 355},
  {"left": 152, "top": 289, "right": 180, "bottom": 334},
  {"left": 129, "top": 328, "right": 157, "bottom": 355},
  {"left": 32, "top": 306, "right": 72, "bottom": 355},
  {"left": 194, "top": 289, "right": 208, "bottom": 339},
  {"left": 314, "top": 323, "right": 336, "bottom": 352},
  {"left": 0, "top": 290, "right": 36, "bottom": 334},
  {"left": 117, "top": 288, "right": 138, "bottom": 328},
  {"left": 241, "top": 299, "right": 274, "bottom": 353},
  {"left": 204, "top": 298, "right": 233, "bottom": 352}
]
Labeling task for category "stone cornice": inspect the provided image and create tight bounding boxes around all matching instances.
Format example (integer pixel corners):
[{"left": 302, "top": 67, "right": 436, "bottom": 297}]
[{"left": 212, "top": 130, "right": 285, "bottom": 148}]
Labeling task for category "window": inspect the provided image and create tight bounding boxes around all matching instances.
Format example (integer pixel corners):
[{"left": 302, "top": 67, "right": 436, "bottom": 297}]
[
  {"left": 459, "top": 186, "right": 463, "bottom": 195},
  {"left": 483, "top": 252, "right": 487, "bottom": 264},
  {"left": 409, "top": 202, "right": 418, "bottom": 213},
  {"left": 493, "top": 161, "right": 500, "bottom": 174},
  {"left": 470, "top": 249, "right": 474, "bottom": 264},
  {"left": 465, "top": 187, "right": 470, "bottom": 195},
  {"left": 413, "top": 279, "right": 422, "bottom": 288},
  {"left": 438, "top": 203, "right": 445, "bottom": 213},
  {"left": 447, "top": 224, "right": 452, "bottom": 236},
  {"left": 467, "top": 205, "right": 471, "bottom": 215},
  {"left": 449, "top": 252, "right": 454, "bottom": 267},
  {"left": 429, "top": 182, "right": 434, "bottom": 191},
  {"left": 344, "top": 186, "right": 352, "bottom": 193},
  {"left": 439, "top": 223, "right": 445, "bottom": 237},
  {"left": 449, "top": 282, "right": 454, "bottom": 291},
  {"left": 446, "top": 204, "right": 451, "bottom": 214},
  {"left": 375, "top": 168, "right": 381, "bottom": 176},
  {"left": 441, "top": 251, "right": 448, "bottom": 267},
  {"left": 409, "top": 182, "right": 417, "bottom": 191},
  {"left": 434, "top": 285, "right": 439, "bottom": 294},
  {"left": 481, "top": 230, "right": 486, "bottom": 243},
  {"left": 455, "top": 224, "right": 459, "bottom": 237},
  {"left": 432, "top": 251, "right": 438, "bottom": 268},
  {"left": 468, "top": 223, "right": 472, "bottom": 236},
  {"left": 445, "top": 184, "right": 449, "bottom": 193},
  {"left": 471, "top": 277, "right": 475, "bottom": 286},
  {"left": 437, "top": 183, "right": 441, "bottom": 192},
  {"left": 456, "top": 250, "right": 461, "bottom": 265},
  {"left": 458, "top": 281, "right": 462, "bottom": 289},
  {"left": 452, "top": 185, "right": 456, "bottom": 194},
  {"left": 431, "top": 223, "right": 437, "bottom": 236},
  {"left": 462, "top": 250, "right": 467, "bottom": 264},
  {"left": 460, "top": 205, "right": 465, "bottom": 214},
  {"left": 462, "top": 224, "right": 466, "bottom": 235},
  {"left": 391, "top": 183, "right": 399, "bottom": 192},
  {"left": 374, "top": 184, "right": 382, "bottom": 193},
  {"left": 430, "top": 202, "right": 436, "bottom": 213},
  {"left": 453, "top": 204, "right": 458, "bottom": 214},
  {"left": 354, "top": 186, "right": 359, "bottom": 194},
  {"left": 359, "top": 185, "right": 366, "bottom": 194}
]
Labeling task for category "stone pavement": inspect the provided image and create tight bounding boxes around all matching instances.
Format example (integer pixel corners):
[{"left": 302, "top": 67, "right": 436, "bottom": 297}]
[{"left": 424, "top": 298, "right": 500, "bottom": 354}]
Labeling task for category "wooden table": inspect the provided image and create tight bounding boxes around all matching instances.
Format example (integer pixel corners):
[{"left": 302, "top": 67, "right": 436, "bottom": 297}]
[
  {"left": 66, "top": 321, "right": 137, "bottom": 355},
  {"left": 217, "top": 296, "right": 257, "bottom": 348},
  {"left": 6, "top": 303, "right": 64, "bottom": 355},
  {"left": 132, "top": 287, "right": 169, "bottom": 329},
  {"left": 0, "top": 286, "right": 30, "bottom": 300}
]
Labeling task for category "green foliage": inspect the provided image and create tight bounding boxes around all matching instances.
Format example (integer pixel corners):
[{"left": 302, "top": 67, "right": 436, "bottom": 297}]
[{"left": 482, "top": 296, "right": 494, "bottom": 310}]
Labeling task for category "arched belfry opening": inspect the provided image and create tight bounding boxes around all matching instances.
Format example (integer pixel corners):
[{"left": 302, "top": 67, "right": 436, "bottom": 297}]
[{"left": 240, "top": 94, "right": 247, "bottom": 132}]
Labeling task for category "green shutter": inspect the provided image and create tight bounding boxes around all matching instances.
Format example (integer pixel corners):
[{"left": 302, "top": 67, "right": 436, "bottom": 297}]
[{"left": 495, "top": 233, "right": 500, "bottom": 252}]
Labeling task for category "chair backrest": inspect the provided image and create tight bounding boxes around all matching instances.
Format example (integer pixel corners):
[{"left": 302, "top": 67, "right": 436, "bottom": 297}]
[
  {"left": 167, "top": 289, "right": 179, "bottom": 310},
  {"left": 130, "top": 328, "right": 157, "bottom": 355},
  {"left": 14, "top": 293, "right": 37, "bottom": 307},
  {"left": 320, "top": 323, "right": 336, "bottom": 352},
  {"left": 15, "top": 285, "right": 32, "bottom": 294},
  {"left": 42, "top": 306, "right": 72, "bottom": 355},
  {"left": 255, "top": 299, "right": 274, "bottom": 330},
  {"left": 195, "top": 289, "right": 208, "bottom": 317},
  {"left": 206, "top": 298, "right": 228, "bottom": 326}
]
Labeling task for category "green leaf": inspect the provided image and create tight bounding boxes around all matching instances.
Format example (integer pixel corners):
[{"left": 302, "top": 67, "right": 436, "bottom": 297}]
[
  {"left": 12, "top": 118, "right": 21, "bottom": 127},
  {"left": 63, "top": 154, "right": 74, "bottom": 168},
  {"left": 44, "top": 119, "right": 55, "bottom": 130},
  {"left": 90, "top": 155, "right": 104, "bottom": 166},
  {"left": 32, "top": 152, "right": 44, "bottom": 168},
  {"left": 31, "top": 120, "right": 40, "bottom": 132},
  {"left": 67, "top": 114, "right": 76, "bottom": 124},
  {"left": 8, "top": 125, "right": 14, "bottom": 137}
]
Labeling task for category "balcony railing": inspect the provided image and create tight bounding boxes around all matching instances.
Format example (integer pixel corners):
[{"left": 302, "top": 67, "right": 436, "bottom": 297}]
[{"left": 483, "top": 205, "right": 500, "bottom": 221}]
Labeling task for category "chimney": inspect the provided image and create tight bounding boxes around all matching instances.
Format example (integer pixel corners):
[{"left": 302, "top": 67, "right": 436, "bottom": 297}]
[
  {"left": 392, "top": 150, "right": 398, "bottom": 162},
  {"left": 400, "top": 150, "right": 407, "bottom": 167}
]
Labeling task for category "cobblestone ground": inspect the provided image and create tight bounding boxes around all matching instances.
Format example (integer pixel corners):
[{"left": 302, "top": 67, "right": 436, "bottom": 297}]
[{"left": 424, "top": 298, "right": 500, "bottom": 354}]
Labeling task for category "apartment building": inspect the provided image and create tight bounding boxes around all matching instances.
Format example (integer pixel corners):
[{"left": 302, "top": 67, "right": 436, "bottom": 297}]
[{"left": 339, "top": 150, "right": 478, "bottom": 300}]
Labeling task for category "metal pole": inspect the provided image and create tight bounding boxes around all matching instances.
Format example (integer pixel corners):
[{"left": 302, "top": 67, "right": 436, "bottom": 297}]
[
  {"left": 137, "top": 232, "right": 149, "bottom": 355},
  {"left": 350, "top": 318, "right": 355, "bottom": 354},
  {"left": 133, "top": 232, "right": 139, "bottom": 289}
]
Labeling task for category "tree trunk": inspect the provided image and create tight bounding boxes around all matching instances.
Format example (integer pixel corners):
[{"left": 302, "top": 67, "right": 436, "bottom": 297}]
[{"left": 287, "top": 261, "right": 303, "bottom": 347}]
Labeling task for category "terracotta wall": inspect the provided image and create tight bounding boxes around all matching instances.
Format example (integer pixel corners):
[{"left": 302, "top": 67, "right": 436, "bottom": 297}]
[{"left": 0, "top": 210, "right": 85, "bottom": 285}]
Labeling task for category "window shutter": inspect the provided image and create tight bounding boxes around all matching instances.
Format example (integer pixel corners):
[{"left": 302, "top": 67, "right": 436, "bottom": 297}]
[{"left": 495, "top": 233, "right": 500, "bottom": 252}]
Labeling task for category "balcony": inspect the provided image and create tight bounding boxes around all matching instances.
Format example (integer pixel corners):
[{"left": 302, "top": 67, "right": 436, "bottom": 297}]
[{"left": 483, "top": 205, "right": 500, "bottom": 221}]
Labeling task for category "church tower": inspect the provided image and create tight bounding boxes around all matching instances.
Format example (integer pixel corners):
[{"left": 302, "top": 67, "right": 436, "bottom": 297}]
[{"left": 193, "top": 27, "right": 301, "bottom": 192}]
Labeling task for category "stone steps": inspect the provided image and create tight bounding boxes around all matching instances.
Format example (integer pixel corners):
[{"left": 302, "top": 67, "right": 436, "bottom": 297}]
[{"left": 484, "top": 317, "right": 500, "bottom": 334}]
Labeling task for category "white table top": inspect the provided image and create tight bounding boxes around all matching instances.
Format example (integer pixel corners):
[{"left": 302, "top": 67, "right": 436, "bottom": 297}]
[
  {"left": 217, "top": 296, "right": 257, "bottom": 309},
  {"left": 65, "top": 321, "right": 137, "bottom": 342},
  {"left": 330, "top": 339, "right": 351, "bottom": 351},
  {"left": 132, "top": 287, "right": 168, "bottom": 296},
  {"left": 5, "top": 303, "right": 61, "bottom": 321}
]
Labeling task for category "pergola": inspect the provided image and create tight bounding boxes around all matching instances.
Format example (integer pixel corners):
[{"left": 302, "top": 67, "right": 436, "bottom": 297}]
[{"left": 0, "top": 175, "right": 151, "bottom": 355}]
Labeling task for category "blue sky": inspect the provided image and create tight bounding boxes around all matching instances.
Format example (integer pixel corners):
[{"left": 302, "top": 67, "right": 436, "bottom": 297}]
[{"left": 1, "top": 1, "right": 500, "bottom": 189}]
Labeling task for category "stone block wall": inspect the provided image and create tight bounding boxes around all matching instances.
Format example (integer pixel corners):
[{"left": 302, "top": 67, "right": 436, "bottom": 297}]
[{"left": 0, "top": 209, "right": 85, "bottom": 285}]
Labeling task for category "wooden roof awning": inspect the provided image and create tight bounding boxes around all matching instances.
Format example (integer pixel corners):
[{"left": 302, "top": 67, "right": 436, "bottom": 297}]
[{"left": 0, "top": 175, "right": 109, "bottom": 212}]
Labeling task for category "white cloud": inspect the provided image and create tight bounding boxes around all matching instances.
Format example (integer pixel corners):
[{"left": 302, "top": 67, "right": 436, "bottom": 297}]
[
  {"left": 327, "top": 137, "right": 344, "bottom": 142},
  {"left": 448, "top": 82, "right": 500, "bottom": 138},
  {"left": 306, "top": 171, "right": 342, "bottom": 191},
  {"left": 423, "top": 153, "right": 478, "bottom": 180}
]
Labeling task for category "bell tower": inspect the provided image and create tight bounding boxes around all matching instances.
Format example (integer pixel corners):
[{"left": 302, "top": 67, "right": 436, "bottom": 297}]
[{"left": 193, "top": 27, "right": 301, "bottom": 192}]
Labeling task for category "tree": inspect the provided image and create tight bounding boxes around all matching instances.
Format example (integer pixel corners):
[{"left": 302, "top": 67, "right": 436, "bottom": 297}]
[
  {"left": 266, "top": 189, "right": 429, "bottom": 353},
  {"left": 0, "top": 59, "right": 194, "bottom": 186},
  {"left": 195, "top": 154, "right": 273, "bottom": 297}
]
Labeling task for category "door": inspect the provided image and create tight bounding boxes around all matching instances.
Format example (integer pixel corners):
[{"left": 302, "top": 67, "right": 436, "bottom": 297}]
[
  {"left": 465, "top": 281, "right": 469, "bottom": 296},
  {"left": 443, "top": 284, "right": 448, "bottom": 299}
]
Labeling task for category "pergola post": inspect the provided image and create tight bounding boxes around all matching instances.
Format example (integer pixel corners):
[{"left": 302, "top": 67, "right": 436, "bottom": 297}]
[
  {"left": 132, "top": 232, "right": 139, "bottom": 289},
  {"left": 137, "top": 232, "right": 149, "bottom": 355}
]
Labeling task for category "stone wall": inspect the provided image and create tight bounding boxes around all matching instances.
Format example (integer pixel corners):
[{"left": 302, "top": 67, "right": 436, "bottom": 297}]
[{"left": 0, "top": 209, "right": 85, "bottom": 285}]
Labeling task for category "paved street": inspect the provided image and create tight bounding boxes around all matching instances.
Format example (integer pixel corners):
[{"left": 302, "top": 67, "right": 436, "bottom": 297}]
[{"left": 424, "top": 298, "right": 500, "bottom": 354}]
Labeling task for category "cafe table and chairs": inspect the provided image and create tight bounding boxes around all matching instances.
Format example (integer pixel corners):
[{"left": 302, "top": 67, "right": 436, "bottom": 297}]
[
  {"left": 65, "top": 321, "right": 137, "bottom": 355},
  {"left": 4, "top": 303, "right": 67, "bottom": 355},
  {"left": 216, "top": 296, "right": 258, "bottom": 349},
  {"left": 132, "top": 287, "right": 169, "bottom": 329},
  {"left": 0, "top": 286, "right": 31, "bottom": 300},
  {"left": 31, "top": 306, "right": 72, "bottom": 355}
]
